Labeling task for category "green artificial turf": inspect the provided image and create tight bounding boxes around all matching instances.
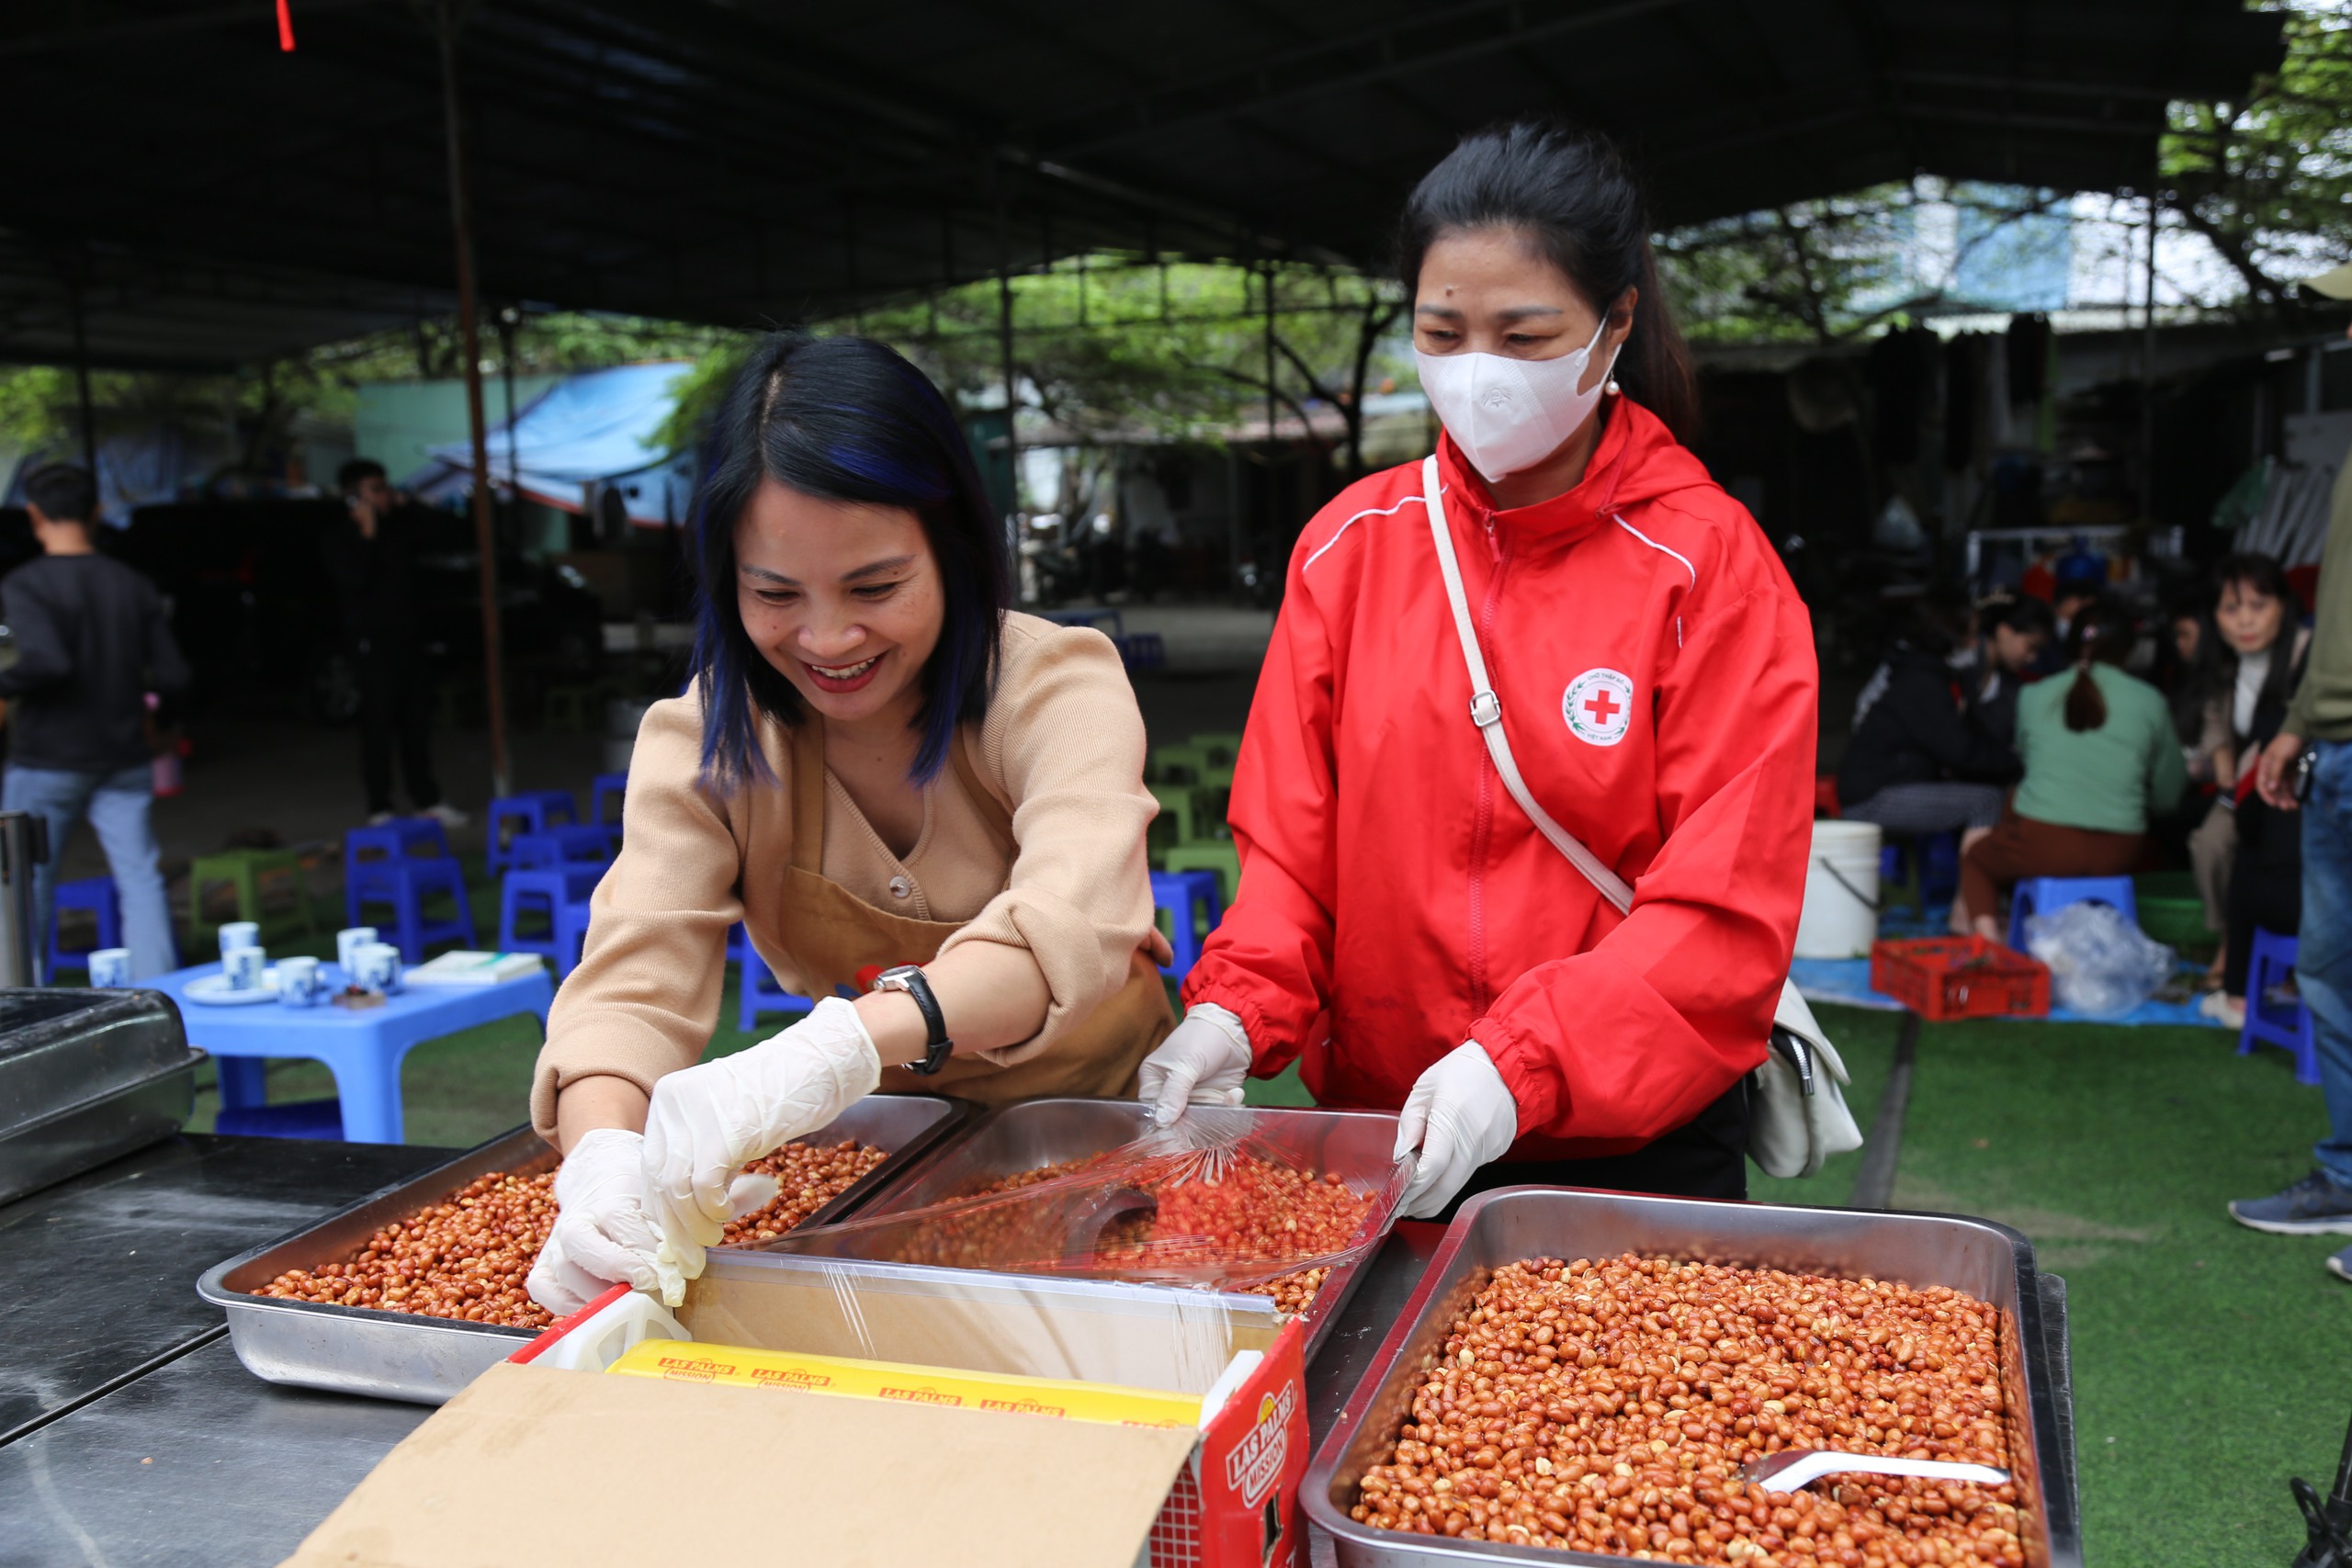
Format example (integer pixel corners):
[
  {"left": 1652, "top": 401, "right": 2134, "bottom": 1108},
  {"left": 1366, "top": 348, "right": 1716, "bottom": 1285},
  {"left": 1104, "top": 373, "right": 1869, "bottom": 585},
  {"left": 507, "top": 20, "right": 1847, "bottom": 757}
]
[
  {"left": 1885, "top": 1010, "right": 2346, "bottom": 1564},
  {"left": 1747, "top": 1003, "right": 1903, "bottom": 1208}
]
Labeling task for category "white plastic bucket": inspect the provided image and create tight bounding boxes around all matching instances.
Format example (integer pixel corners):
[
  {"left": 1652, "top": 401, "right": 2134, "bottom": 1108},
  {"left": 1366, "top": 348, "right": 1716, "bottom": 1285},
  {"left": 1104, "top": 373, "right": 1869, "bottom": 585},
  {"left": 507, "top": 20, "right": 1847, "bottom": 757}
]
[{"left": 1793, "top": 820, "right": 1883, "bottom": 959}]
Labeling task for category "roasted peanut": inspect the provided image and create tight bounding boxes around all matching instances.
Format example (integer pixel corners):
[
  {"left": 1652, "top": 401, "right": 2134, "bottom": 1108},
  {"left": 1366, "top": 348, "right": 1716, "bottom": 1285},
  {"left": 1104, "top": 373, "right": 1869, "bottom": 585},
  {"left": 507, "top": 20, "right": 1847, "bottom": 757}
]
[
  {"left": 253, "top": 1138, "right": 888, "bottom": 1328},
  {"left": 1351, "top": 1253, "right": 2021, "bottom": 1566}
]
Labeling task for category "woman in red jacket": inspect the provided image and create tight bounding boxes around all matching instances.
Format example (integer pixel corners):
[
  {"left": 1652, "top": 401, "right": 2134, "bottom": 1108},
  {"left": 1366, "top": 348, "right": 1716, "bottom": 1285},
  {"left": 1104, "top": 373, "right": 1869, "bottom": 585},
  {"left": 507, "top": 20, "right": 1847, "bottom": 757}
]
[{"left": 1140, "top": 123, "right": 1818, "bottom": 1217}]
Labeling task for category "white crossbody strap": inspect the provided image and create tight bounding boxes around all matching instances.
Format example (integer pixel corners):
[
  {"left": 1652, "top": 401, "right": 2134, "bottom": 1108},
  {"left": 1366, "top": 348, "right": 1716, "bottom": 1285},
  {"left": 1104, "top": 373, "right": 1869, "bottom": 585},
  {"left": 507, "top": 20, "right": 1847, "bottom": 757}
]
[
  {"left": 1420, "top": 455, "right": 1839, "bottom": 1115},
  {"left": 1421, "top": 455, "right": 1634, "bottom": 916}
]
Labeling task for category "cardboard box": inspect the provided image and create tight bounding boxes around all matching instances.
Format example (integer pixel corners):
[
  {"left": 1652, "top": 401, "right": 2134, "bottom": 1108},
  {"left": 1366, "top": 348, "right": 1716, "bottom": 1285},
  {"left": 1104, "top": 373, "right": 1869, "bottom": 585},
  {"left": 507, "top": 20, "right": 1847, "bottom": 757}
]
[{"left": 278, "top": 1257, "right": 1310, "bottom": 1568}]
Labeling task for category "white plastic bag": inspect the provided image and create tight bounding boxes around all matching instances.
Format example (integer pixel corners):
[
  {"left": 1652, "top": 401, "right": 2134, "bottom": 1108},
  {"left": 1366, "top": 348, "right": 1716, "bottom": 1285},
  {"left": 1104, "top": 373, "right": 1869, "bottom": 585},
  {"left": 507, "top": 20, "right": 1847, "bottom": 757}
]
[{"left": 2024, "top": 901, "right": 2173, "bottom": 1017}]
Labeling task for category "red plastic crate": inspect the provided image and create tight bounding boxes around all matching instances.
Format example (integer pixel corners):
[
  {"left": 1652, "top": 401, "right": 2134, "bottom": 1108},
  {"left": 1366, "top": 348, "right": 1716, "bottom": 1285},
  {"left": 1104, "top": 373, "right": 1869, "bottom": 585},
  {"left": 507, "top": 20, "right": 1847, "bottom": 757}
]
[{"left": 1870, "top": 936, "right": 2051, "bottom": 1021}]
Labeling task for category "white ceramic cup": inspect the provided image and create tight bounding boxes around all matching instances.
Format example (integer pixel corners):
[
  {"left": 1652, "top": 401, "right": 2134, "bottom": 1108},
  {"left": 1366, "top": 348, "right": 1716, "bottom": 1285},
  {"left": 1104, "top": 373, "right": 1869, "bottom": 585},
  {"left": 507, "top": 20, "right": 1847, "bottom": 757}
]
[
  {"left": 220, "top": 921, "right": 261, "bottom": 954},
  {"left": 87, "top": 948, "right": 133, "bottom": 988},
  {"left": 223, "top": 945, "right": 267, "bottom": 992},
  {"left": 277, "top": 955, "right": 322, "bottom": 1008},
  {"left": 335, "top": 926, "right": 378, "bottom": 979},
  {"left": 354, "top": 942, "right": 403, "bottom": 995}
]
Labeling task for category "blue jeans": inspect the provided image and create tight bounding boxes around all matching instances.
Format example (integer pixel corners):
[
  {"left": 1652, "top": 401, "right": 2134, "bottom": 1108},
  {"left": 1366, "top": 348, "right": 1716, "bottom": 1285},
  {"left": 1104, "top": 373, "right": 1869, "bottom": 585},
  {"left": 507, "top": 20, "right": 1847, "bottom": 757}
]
[
  {"left": 1, "top": 764, "right": 177, "bottom": 982},
  {"left": 2299, "top": 742, "right": 2352, "bottom": 1186}
]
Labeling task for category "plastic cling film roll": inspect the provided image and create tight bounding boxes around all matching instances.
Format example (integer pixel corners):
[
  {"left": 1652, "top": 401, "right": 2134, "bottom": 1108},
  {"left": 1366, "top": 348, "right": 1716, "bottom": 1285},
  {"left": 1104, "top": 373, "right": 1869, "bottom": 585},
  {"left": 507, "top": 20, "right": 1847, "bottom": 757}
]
[
  {"left": 604, "top": 1338, "right": 1203, "bottom": 1429},
  {"left": 763, "top": 1107, "right": 1412, "bottom": 1303}
]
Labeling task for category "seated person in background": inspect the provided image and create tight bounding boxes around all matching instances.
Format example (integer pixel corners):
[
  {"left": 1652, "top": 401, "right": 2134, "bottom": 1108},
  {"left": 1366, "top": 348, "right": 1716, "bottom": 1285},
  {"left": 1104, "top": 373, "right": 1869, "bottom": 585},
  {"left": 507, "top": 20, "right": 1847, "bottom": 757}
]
[
  {"left": 1962, "top": 593, "right": 2055, "bottom": 784},
  {"left": 1956, "top": 598, "right": 2188, "bottom": 942},
  {"left": 2183, "top": 554, "right": 2309, "bottom": 993},
  {"left": 2164, "top": 590, "right": 2211, "bottom": 752},
  {"left": 1838, "top": 594, "right": 2014, "bottom": 854}
]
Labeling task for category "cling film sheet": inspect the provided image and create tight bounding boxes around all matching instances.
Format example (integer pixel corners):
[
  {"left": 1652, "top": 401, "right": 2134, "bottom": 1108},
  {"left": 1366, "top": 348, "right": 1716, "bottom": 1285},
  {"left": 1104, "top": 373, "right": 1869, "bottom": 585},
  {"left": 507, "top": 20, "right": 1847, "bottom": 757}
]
[
  {"left": 756, "top": 1107, "right": 1411, "bottom": 1305},
  {"left": 685, "top": 1244, "right": 1265, "bottom": 1394}
]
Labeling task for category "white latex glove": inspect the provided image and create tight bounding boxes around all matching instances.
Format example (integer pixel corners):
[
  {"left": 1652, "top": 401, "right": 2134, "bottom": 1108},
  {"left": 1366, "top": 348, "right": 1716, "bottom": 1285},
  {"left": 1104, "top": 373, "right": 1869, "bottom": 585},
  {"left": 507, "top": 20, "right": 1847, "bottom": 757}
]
[
  {"left": 1393, "top": 1042, "right": 1521, "bottom": 1220},
  {"left": 527, "top": 1127, "right": 667, "bottom": 1317},
  {"left": 641, "top": 995, "right": 880, "bottom": 1290},
  {"left": 1137, "top": 1004, "right": 1253, "bottom": 1127}
]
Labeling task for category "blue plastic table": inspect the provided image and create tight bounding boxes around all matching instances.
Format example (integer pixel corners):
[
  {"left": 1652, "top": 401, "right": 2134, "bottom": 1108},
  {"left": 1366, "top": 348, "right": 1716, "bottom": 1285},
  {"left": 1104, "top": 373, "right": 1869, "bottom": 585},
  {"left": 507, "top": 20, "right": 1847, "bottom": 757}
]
[{"left": 149, "top": 962, "right": 556, "bottom": 1144}]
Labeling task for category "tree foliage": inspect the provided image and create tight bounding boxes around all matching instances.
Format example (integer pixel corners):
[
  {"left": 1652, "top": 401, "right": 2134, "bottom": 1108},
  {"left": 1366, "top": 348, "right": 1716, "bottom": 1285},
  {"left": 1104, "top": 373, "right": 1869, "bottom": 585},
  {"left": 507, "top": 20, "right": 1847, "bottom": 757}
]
[
  {"left": 654, "top": 259, "right": 1408, "bottom": 480},
  {"left": 0, "top": 311, "right": 729, "bottom": 461},
  {"left": 2165, "top": 0, "right": 2352, "bottom": 312},
  {"left": 1657, "top": 184, "right": 2071, "bottom": 345}
]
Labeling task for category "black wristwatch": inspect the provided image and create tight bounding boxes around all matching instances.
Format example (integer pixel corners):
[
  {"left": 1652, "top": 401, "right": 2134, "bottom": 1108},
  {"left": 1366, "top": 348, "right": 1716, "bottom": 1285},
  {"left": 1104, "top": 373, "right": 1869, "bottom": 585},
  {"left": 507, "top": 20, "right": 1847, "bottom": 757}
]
[{"left": 870, "top": 965, "right": 953, "bottom": 1075}]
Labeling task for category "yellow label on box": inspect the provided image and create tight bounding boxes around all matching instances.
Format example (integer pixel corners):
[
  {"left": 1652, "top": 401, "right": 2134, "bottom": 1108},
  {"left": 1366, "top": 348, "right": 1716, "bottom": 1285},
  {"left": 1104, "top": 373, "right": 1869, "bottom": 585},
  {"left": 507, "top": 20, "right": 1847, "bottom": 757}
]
[{"left": 605, "top": 1339, "right": 1201, "bottom": 1429}]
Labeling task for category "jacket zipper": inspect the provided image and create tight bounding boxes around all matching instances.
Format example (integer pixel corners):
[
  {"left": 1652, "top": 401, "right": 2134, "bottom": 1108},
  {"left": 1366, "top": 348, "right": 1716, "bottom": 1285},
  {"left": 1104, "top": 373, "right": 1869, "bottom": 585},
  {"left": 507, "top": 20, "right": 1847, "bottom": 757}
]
[{"left": 1465, "top": 514, "right": 1510, "bottom": 1018}]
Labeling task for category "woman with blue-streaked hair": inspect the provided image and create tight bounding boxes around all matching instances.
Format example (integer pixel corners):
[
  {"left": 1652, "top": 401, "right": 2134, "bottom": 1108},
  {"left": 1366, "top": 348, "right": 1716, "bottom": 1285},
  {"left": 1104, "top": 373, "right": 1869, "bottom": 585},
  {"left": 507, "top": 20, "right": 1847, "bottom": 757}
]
[{"left": 524, "top": 333, "right": 1171, "bottom": 1314}]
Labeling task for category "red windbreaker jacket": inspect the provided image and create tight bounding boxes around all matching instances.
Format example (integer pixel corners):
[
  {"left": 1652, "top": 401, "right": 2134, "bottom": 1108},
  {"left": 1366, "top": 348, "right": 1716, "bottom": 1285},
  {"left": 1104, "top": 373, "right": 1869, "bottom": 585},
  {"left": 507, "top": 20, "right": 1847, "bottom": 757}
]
[{"left": 1182, "top": 400, "right": 1817, "bottom": 1157}]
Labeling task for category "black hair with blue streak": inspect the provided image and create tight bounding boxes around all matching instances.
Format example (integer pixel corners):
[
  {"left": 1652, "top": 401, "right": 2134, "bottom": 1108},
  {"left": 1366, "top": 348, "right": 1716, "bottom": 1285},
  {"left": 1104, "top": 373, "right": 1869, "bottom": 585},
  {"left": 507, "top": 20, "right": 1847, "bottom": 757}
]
[{"left": 687, "top": 333, "right": 1008, "bottom": 791}]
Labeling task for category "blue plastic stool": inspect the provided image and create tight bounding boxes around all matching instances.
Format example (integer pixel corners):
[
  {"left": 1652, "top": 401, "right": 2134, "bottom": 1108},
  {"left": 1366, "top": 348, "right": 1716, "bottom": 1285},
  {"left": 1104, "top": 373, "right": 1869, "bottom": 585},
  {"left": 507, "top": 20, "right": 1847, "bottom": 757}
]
[
  {"left": 738, "top": 944, "right": 815, "bottom": 1032},
  {"left": 1878, "top": 832, "right": 1960, "bottom": 919},
  {"left": 2007, "top": 875, "right": 2139, "bottom": 953},
  {"left": 346, "top": 818, "right": 457, "bottom": 867},
  {"left": 215, "top": 1098, "right": 345, "bottom": 1140},
  {"left": 592, "top": 773, "right": 628, "bottom": 830},
  {"left": 1150, "top": 869, "right": 1223, "bottom": 981},
  {"left": 346, "top": 823, "right": 478, "bottom": 962},
  {"left": 486, "top": 790, "right": 580, "bottom": 874},
  {"left": 509, "top": 826, "right": 616, "bottom": 870},
  {"left": 2238, "top": 927, "right": 2321, "bottom": 1086},
  {"left": 1118, "top": 632, "right": 1167, "bottom": 672},
  {"left": 499, "top": 867, "right": 601, "bottom": 976},
  {"left": 47, "top": 876, "right": 122, "bottom": 976}
]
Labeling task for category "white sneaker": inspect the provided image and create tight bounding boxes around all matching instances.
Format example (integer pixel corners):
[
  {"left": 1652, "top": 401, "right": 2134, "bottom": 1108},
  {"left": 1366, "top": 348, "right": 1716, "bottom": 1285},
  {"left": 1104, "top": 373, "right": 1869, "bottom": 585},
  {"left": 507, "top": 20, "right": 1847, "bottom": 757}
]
[
  {"left": 419, "top": 803, "right": 471, "bottom": 829},
  {"left": 367, "top": 810, "right": 397, "bottom": 826},
  {"left": 2199, "top": 990, "right": 2245, "bottom": 1030}
]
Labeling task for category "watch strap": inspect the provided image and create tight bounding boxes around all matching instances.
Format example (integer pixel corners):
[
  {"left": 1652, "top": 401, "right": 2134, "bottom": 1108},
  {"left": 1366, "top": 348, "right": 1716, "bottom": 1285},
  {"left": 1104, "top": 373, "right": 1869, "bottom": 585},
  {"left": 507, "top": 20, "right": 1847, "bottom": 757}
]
[{"left": 876, "top": 966, "right": 952, "bottom": 1075}]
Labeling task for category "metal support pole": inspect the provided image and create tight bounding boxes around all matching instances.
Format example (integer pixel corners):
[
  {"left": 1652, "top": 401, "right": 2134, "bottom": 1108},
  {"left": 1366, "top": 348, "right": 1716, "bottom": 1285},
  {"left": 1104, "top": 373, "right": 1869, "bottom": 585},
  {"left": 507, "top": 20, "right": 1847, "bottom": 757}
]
[
  {"left": 435, "top": 0, "right": 510, "bottom": 798},
  {"left": 2139, "top": 177, "right": 2159, "bottom": 522},
  {"left": 1258, "top": 262, "right": 1278, "bottom": 595},
  {"left": 498, "top": 306, "right": 520, "bottom": 502},
  {"left": 1262, "top": 262, "right": 1278, "bottom": 450},
  {"left": 996, "top": 208, "right": 1021, "bottom": 538},
  {"left": 66, "top": 282, "right": 97, "bottom": 478}
]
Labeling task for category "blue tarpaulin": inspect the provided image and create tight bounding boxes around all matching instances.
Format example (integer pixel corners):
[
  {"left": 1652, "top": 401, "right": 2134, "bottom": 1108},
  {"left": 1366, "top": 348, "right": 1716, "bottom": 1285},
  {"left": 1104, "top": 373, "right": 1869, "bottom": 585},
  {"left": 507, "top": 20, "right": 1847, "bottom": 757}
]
[{"left": 409, "top": 361, "right": 697, "bottom": 526}]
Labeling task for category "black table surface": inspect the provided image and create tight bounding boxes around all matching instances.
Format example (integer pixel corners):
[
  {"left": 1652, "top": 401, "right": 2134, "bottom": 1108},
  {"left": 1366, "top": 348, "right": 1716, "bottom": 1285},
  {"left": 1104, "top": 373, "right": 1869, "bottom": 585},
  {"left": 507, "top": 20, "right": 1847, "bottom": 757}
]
[
  {"left": 0, "top": 1133, "right": 456, "bottom": 1446},
  {"left": 0, "top": 1337, "right": 437, "bottom": 1568}
]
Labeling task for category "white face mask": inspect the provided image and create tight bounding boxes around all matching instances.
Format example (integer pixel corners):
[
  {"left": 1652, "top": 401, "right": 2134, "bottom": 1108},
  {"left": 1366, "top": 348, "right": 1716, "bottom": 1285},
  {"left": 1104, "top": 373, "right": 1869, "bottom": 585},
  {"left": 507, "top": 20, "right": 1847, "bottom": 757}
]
[{"left": 1415, "top": 315, "right": 1621, "bottom": 481}]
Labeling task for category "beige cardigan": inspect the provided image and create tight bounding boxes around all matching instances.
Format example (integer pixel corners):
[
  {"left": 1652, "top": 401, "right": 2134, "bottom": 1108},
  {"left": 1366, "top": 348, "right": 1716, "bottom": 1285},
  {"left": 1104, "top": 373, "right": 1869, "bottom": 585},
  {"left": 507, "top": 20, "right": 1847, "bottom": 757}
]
[{"left": 530, "top": 613, "right": 1157, "bottom": 1138}]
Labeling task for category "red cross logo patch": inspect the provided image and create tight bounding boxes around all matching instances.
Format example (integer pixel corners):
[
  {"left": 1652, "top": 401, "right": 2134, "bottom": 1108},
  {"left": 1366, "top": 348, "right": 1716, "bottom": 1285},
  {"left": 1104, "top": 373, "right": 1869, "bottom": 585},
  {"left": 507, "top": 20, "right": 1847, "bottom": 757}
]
[{"left": 1562, "top": 668, "right": 1635, "bottom": 747}]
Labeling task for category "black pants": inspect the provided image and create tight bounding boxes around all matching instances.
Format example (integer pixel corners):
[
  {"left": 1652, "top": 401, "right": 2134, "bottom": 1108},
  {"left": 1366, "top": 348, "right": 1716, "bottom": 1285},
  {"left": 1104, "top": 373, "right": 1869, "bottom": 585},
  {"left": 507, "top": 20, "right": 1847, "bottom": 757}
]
[
  {"left": 356, "top": 648, "right": 442, "bottom": 814},
  {"left": 1432, "top": 1076, "right": 1750, "bottom": 1223},
  {"left": 2225, "top": 841, "right": 2303, "bottom": 996}
]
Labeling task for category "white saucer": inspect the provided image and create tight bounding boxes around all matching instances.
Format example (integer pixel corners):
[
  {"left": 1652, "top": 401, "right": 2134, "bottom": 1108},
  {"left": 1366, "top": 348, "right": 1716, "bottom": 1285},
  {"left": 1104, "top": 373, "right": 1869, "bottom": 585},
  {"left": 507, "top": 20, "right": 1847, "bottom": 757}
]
[{"left": 186, "top": 971, "right": 281, "bottom": 1006}]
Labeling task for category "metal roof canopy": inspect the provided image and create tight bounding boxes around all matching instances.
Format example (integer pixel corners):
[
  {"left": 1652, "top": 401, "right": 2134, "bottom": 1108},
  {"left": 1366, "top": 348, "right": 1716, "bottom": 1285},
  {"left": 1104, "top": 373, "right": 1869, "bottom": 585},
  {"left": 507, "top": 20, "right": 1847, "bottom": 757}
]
[{"left": 1, "top": 0, "right": 2285, "bottom": 369}]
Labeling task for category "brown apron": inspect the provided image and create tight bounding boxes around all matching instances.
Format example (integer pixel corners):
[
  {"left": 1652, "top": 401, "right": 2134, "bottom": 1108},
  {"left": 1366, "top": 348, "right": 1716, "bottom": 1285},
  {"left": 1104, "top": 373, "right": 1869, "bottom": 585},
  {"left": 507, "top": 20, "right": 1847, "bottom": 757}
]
[{"left": 763, "top": 716, "right": 1171, "bottom": 1104}]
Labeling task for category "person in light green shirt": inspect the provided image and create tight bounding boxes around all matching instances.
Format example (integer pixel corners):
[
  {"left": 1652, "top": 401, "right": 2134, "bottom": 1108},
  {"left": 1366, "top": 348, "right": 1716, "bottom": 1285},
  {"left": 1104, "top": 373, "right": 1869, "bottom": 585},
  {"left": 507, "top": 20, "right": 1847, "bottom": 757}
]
[{"left": 1955, "top": 598, "right": 2186, "bottom": 940}]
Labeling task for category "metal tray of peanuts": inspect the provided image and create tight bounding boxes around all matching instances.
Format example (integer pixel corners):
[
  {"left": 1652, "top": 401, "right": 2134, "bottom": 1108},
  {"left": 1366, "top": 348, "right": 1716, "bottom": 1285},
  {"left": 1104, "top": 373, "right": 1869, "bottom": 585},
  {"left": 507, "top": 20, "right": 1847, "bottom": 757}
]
[
  {"left": 1303, "top": 1187, "right": 2082, "bottom": 1568},
  {"left": 846, "top": 1097, "right": 1405, "bottom": 1360},
  {"left": 195, "top": 1094, "right": 971, "bottom": 1404}
]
